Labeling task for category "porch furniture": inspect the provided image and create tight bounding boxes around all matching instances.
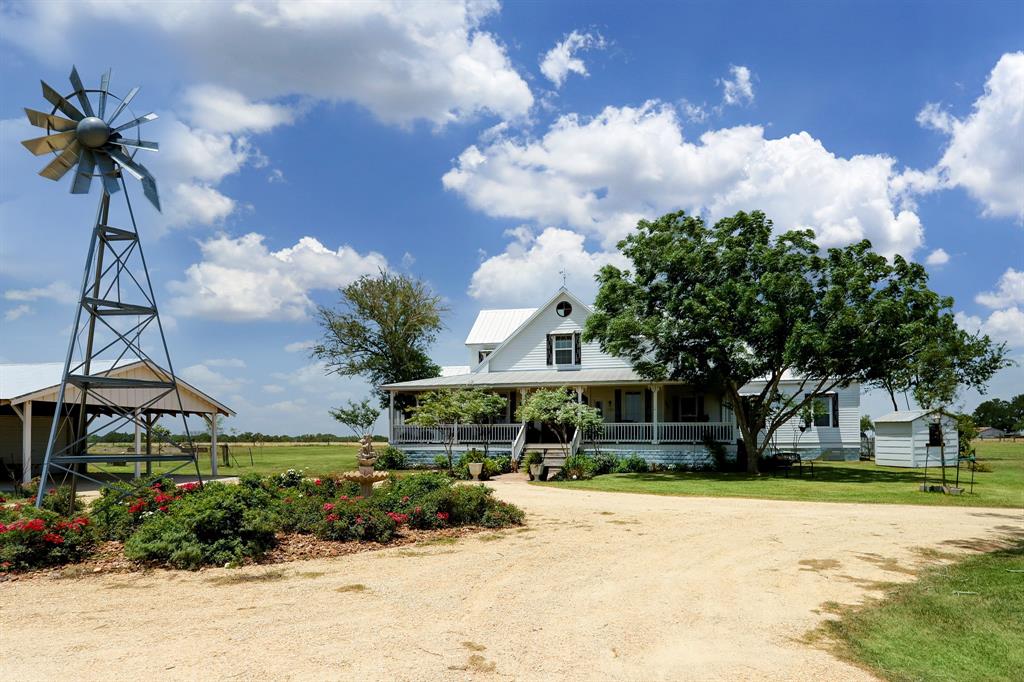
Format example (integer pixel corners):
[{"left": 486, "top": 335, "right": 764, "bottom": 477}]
[{"left": 770, "top": 451, "right": 815, "bottom": 478}]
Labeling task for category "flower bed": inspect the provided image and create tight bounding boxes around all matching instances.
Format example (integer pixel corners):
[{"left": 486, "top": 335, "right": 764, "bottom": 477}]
[{"left": 0, "top": 470, "right": 524, "bottom": 574}]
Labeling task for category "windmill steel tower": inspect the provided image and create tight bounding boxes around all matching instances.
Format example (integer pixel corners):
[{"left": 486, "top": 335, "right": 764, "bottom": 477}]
[{"left": 21, "top": 67, "right": 201, "bottom": 506}]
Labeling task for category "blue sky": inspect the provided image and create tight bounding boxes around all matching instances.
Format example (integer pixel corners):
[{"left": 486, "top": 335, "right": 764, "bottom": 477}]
[{"left": 1, "top": 0, "right": 1021, "bottom": 435}]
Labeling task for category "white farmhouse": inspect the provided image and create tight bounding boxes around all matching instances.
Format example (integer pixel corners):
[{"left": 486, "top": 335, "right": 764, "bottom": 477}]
[{"left": 383, "top": 288, "right": 862, "bottom": 470}]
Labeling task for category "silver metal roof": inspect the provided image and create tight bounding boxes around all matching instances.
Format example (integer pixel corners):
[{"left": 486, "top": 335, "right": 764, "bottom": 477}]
[
  {"left": 383, "top": 367, "right": 645, "bottom": 390},
  {"left": 464, "top": 308, "right": 536, "bottom": 345},
  {"left": 439, "top": 365, "right": 472, "bottom": 377},
  {"left": 1, "top": 361, "right": 117, "bottom": 400},
  {"left": 875, "top": 409, "right": 939, "bottom": 423}
]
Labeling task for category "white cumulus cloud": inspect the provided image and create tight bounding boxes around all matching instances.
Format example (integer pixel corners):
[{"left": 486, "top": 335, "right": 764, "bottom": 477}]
[
  {"left": 470, "top": 227, "right": 626, "bottom": 305},
  {"left": 918, "top": 52, "right": 1024, "bottom": 221},
  {"left": 182, "top": 85, "right": 296, "bottom": 133},
  {"left": 444, "top": 101, "right": 924, "bottom": 256},
  {"left": 925, "top": 248, "right": 950, "bottom": 266},
  {"left": 0, "top": 0, "right": 533, "bottom": 128},
  {"left": 540, "top": 30, "right": 606, "bottom": 88},
  {"left": 719, "top": 65, "right": 755, "bottom": 106},
  {"left": 168, "top": 233, "right": 387, "bottom": 321},
  {"left": 976, "top": 268, "right": 1024, "bottom": 308},
  {"left": 4, "top": 304, "right": 32, "bottom": 321},
  {"left": 3, "top": 280, "right": 77, "bottom": 304}
]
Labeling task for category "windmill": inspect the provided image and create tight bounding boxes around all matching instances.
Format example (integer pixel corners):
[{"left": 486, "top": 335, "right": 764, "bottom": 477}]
[{"left": 22, "top": 66, "right": 201, "bottom": 507}]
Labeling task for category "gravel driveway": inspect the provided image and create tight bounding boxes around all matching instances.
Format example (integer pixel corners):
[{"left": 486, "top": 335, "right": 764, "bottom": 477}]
[{"left": 2, "top": 475, "right": 1019, "bottom": 681}]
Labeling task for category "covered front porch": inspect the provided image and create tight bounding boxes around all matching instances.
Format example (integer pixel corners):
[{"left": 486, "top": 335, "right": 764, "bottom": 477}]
[{"left": 388, "top": 383, "right": 737, "bottom": 450}]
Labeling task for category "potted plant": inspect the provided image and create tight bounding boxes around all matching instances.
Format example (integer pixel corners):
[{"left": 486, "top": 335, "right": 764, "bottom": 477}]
[
  {"left": 465, "top": 449, "right": 485, "bottom": 480},
  {"left": 524, "top": 451, "right": 544, "bottom": 481}
]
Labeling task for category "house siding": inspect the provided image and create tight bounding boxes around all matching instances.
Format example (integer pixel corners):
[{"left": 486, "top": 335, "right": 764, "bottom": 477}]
[
  {"left": 485, "top": 293, "right": 630, "bottom": 373},
  {"left": 747, "top": 381, "right": 861, "bottom": 460}
]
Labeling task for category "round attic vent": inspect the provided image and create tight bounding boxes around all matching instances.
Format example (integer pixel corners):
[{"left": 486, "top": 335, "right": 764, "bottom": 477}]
[{"left": 556, "top": 301, "right": 572, "bottom": 317}]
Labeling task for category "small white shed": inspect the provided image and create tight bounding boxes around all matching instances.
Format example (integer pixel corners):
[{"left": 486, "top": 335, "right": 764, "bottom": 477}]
[{"left": 874, "top": 409, "right": 958, "bottom": 468}]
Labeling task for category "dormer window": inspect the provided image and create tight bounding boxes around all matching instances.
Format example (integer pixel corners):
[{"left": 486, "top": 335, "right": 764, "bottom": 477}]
[
  {"left": 477, "top": 350, "right": 492, "bottom": 364},
  {"left": 553, "top": 334, "right": 574, "bottom": 365}
]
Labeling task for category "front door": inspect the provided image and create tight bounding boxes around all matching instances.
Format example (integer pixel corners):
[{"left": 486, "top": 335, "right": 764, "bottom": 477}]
[{"left": 623, "top": 391, "right": 643, "bottom": 422}]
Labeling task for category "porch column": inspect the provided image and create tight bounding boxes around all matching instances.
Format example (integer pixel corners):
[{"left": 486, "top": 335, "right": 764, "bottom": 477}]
[
  {"left": 652, "top": 385, "right": 660, "bottom": 444},
  {"left": 519, "top": 388, "right": 529, "bottom": 423},
  {"left": 133, "top": 409, "right": 142, "bottom": 479},
  {"left": 576, "top": 387, "right": 583, "bottom": 403},
  {"left": 388, "top": 391, "right": 395, "bottom": 443},
  {"left": 210, "top": 414, "right": 219, "bottom": 477},
  {"left": 20, "top": 401, "right": 32, "bottom": 484},
  {"left": 453, "top": 419, "right": 459, "bottom": 445}
]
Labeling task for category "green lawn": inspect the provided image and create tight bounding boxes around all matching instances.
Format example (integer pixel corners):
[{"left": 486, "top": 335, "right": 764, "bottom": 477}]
[
  {"left": 821, "top": 540, "right": 1024, "bottom": 682},
  {"left": 540, "top": 441, "right": 1024, "bottom": 508},
  {"left": 144, "top": 443, "right": 361, "bottom": 478}
]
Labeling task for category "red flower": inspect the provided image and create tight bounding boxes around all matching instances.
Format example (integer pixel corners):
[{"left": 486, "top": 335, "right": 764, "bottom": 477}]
[
  {"left": 314, "top": 479, "right": 322, "bottom": 486},
  {"left": 0, "top": 496, "right": 6, "bottom": 503},
  {"left": 158, "top": 505, "right": 169, "bottom": 512},
  {"left": 128, "top": 499, "right": 147, "bottom": 514},
  {"left": 179, "top": 482, "right": 199, "bottom": 492},
  {"left": 24, "top": 518, "right": 45, "bottom": 532},
  {"left": 436, "top": 512, "right": 449, "bottom": 522},
  {"left": 42, "top": 533, "right": 64, "bottom": 544},
  {"left": 326, "top": 513, "right": 339, "bottom": 522},
  {"left": 339, "top": 495, "right": 349, "bottom": 502},
  {"left": 323, "top": 503, "right": 335, "bottom": 512},
  {"left": 386, "top": 512, "right": 408, "bottom": 525},
  {"left": 0, "top": 523, "right": 7, "bottom": 534}
]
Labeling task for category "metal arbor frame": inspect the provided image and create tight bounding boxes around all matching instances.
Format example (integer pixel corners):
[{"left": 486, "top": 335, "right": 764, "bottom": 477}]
[{"left": 34, "top": 177, "right": 201, "bottom": 507}]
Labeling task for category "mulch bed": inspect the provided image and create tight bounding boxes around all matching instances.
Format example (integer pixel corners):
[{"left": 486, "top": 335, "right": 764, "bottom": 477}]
[{"left": 0, "top": 525, "right": 494, "bottom": 583}]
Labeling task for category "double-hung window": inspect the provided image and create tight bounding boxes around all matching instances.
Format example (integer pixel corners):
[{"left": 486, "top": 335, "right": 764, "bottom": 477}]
[
  {"left": 812, "top": 396, "right": 833, "bottom": 427},
  {"left": 553, "top": 334, "right": 574, "bottom": 365}
]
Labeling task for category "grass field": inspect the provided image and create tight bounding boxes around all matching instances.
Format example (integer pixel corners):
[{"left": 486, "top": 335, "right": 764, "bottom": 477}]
[
  {"left": 143, "top": 443, "right": 362, "bottom": 478},
  {"left": 821, "top": 540, "right": 1024, "bottom": 682},
  {"left": 540, "top": 441, "right": 1024, "bottom": 508}
]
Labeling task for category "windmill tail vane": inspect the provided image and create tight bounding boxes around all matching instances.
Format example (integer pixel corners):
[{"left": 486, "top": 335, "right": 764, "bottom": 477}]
[
  {"left": 21, "top": 66, "right": 203, "bottom": 508},
  {"left": 21, "top": 66, "right": 161, "bottom": 211}
]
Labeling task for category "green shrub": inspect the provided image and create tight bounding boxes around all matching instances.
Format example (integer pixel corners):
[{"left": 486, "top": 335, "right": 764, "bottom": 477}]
[
  {"left": 523, "top": 451, "right": 543, "bottom": 467},
  {"left": 481, "top": 500, "right": 525, "bottom": 527},
  {"left": 563, "top": 453, "right": 597, "bottom": 480},
  {"left": 124, "top": 482, "right": 278, "bottom": 569},
  {"left": 454, "top": 451, "right": 511, "bottom": 480},
  {"left": 703, "top": 434, "right": 730, "bottom": 471},
  {"left": 274, "top": 469, "right": 305, "bottom": 488},
  {"left": 90, "top": 478, "right": 198, "bottom": 541},
  {"left": 374, "top": 445, "right": 408, "bottom": 470},
  {"left": 0, "top": 506, "right": 96, "bottom": 571},
  {"left": 19, "top": 480, "right": 84, "bottom": 514},
  {"left": 614, "top": 454, "right": 649, "bottom": 473},
  {"left": 590, "top": 452, "right": 619, "bottom": 475},
  {"left": 433, "top": 454, "right": 451, "bottom": 470},
  {"left": 316, "top": 501, "right": 397, "bottom": 542},
  {"left": 464, "top": 448, "right": 485, "bottom": 463}
]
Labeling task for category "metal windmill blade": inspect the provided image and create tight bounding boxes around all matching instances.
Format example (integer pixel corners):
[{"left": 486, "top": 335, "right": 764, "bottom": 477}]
[
  {"left": 21, "top": 65, "right": 161, "bottom": 211},
  {"left": 20, "top": 66, "right": 200, "bottom": 509}
]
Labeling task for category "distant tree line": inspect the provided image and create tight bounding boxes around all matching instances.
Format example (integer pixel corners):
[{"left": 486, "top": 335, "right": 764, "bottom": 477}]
[
  {"left": 89, "top": 432, "right": 387, "bottom": 444},
  {"left": 972, "top": 394, "right": 1024, "bottom": 433}
]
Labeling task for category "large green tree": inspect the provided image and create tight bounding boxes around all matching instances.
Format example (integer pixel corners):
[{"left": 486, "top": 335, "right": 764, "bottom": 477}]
[
  {"left": 314, "top": 270, "right": 447, "bottom": 406},
  {"left": 972, "top": 396, "right": 1024, "bottom": 432},
  {"left": 584, "top": 210, "right": 1007, "bottom": 474}
]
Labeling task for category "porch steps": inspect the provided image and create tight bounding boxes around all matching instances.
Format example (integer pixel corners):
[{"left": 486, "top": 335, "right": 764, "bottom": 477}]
[{"left": 523, "top": 445, "right": 565, "bottom": 480}]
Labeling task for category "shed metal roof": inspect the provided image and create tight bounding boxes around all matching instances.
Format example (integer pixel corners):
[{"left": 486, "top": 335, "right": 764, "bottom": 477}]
[
  {"left": 875, "top": 409, "right": 939, "bottom": 423},
  {"left": 0, "top": 360, "right": 234, "bottom": 415},
  {"left": 464, "top": 308, "right": 536, "bottom": 345}
]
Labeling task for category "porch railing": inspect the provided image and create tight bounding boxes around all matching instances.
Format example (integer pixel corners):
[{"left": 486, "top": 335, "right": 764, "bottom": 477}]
[
  {"left": 392, "top": 423, "right": 519, "bottom": 444},
  {"left": 393, "top": 421, "right": 735, "bottom": 445},
  {"left": 595, "top": 422, "right": 734, "bottom": 444}
]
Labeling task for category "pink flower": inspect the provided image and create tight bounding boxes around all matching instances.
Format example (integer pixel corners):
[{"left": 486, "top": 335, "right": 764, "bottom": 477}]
[
  {"left": 339, "top": 495, "right": 349, "bottom": 502},
  {"left": 326, "top": 513, "right": 339, "bottom": 522},
  {"left": 43, "top": 533, "right": 64, "bottom": 544},
  {"left": 436, "top": 512, "right": 449, "bottom": 522},
  {"left": 355, "top": 516, "right": 364, "bottom": 524},
  {"left": 323, "top": 503, "right": 335, "bottom": 512}
]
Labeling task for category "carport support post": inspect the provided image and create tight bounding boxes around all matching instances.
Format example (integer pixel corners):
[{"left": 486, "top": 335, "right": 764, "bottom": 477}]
[
  {"left": 209, "top": 414, "right": 219, "bottom": 477},
  {"left": 21, "top": 401, "right": 32, "bottom": 484},
  {"left": 133, "top": 409, "right": 141, "bottom": 479}
]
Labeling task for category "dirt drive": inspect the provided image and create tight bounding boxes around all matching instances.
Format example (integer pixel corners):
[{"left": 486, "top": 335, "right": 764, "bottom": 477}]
[{"left": 2, "top": 476, "right": 1020, "bottom": 681}]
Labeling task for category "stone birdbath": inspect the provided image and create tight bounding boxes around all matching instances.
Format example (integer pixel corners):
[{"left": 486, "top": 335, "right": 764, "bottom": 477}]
[{"left": 341, "top": 434, "right": 389, "bottom": 498}]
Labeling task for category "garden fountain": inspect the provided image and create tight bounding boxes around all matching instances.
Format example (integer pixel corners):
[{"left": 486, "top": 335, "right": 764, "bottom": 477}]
[{"left": 341, "top": 435, "right": 389, "bottom": 498}]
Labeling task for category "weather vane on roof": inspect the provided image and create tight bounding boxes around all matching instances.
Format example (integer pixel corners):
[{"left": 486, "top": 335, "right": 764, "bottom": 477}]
[{"left": 559, "top": 267, "right": 567, "bottom": 288}]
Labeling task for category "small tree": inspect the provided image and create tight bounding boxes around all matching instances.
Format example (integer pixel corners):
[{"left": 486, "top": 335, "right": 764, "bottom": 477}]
[
  {"left": 406, "top": 390, "right": 460, "bottom": 472},
  {"left": 329, "top": 398, "right": 381, "bottom": 438},
  {"left": 860, "top": 415, "right": 874, "bottom": 435},
  {"left": 516, "top": 388, "right": 602, "bottom": 457}
]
